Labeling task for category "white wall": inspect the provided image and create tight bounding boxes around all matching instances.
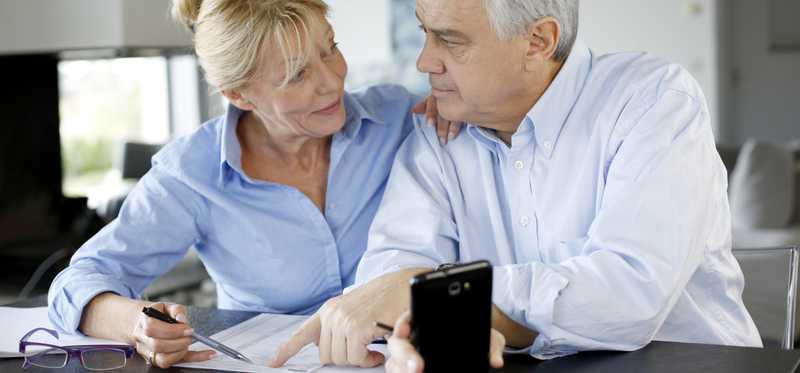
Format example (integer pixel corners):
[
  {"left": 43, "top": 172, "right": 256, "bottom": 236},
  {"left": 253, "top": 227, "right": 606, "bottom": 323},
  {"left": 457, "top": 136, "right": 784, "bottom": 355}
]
[
  {"left": 0, "top": 0, "right": 190, "bottom": 55},
  {"left": 326, "top": 0, "right": 392, "bottom": 67},
  {"left": 724, "top": 0, "right": 800, "bottom": 144},
  {"left": 121, "top": 0, "right": 193, "bottom": 48},
  {"left": 578, "top": 0, "right": 721, "bottom": 135}
]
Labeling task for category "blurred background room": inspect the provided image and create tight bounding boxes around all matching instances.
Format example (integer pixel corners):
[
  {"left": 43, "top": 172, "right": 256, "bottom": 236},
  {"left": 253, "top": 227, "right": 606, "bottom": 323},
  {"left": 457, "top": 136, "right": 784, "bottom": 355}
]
[{"left": 0, "top": 0, "right": 798, "bottom": 327}]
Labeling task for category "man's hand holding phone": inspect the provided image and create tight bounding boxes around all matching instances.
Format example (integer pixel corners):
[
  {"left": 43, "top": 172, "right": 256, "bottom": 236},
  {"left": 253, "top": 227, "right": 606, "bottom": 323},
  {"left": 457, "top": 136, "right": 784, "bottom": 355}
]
[{"left": 386, "top": 311, "right": 505, "bottom": 373}]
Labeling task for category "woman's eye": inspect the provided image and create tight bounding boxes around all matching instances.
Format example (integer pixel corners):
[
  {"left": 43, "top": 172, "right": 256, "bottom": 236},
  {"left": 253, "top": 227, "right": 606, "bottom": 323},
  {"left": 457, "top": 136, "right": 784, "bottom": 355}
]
[
  {"left": 322, "top": 41, "right": 339, "bottom": 59},
  {"left": 290, "top": 68, "right": 307, "bottom": 83}
]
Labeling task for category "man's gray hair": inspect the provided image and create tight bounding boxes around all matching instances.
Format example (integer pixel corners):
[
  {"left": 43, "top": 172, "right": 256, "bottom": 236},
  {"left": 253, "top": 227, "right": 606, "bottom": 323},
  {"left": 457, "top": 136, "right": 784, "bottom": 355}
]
[{"left": 483, "top": 0, "right": 579, "bottom": 61}]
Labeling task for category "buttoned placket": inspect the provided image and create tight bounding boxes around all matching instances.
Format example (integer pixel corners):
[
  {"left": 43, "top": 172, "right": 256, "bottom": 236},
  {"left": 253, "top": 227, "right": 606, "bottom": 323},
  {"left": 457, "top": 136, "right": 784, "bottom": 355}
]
[
  {"left": 321, "top": 129, "right": 358, "bottom": 293},
  {"left": 325, "top": 133, "right": 349, "bottom": 222},
  {"left": 499, "top": 135, "right": 541, "bottom": 263}
]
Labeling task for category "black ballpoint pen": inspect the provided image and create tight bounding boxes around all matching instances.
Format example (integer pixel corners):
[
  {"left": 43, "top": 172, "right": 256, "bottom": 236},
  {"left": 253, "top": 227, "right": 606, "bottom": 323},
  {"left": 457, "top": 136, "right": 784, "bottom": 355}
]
[
  {"left": 141, "top": 307, "right": 254, "bottom": 364},
  {"left": 374, "top": 321, "right": 394, "bottom": 333},
  {"left": 370, "top": 321, "right": 395, "bottom": 345}
]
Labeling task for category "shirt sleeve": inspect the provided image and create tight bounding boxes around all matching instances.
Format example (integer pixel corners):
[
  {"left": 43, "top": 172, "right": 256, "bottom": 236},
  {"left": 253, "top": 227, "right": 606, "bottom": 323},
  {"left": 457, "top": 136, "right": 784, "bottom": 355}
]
[
  {"left": 493, "top": 88, "right": 721, "bottom": 359},
  {"left": 354, "top": 115, "right": 458, "bottom": 285},
  {"left": 47, "top": 161, "right": 206, "bottom": 334}
]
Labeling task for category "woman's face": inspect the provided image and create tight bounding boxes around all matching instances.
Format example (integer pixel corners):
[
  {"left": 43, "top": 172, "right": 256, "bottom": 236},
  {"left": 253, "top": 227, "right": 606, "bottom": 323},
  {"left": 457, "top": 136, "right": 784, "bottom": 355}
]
[{"left": 238, "top": 18, "right": 348, "bottom": 139}]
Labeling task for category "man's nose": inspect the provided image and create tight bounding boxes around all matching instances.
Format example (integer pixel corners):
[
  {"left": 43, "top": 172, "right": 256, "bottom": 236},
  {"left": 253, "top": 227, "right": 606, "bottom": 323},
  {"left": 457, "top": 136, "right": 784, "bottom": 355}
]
[{"left": 416, "top": 39, "right": 445, "bottom": 75}]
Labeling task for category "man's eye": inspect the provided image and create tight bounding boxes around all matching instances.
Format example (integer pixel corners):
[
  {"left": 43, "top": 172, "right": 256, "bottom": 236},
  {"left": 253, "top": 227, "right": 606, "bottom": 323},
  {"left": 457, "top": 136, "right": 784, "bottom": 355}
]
[{"left": 439, "top": 38, "right": 457, "bottom": 47}]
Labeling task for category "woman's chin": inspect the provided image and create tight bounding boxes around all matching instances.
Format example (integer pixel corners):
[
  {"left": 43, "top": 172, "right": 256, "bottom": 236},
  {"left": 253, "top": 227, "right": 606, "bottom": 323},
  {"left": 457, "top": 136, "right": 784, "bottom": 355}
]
[{"left": 312, "top": 119, "right": 347, "bottom": 138}]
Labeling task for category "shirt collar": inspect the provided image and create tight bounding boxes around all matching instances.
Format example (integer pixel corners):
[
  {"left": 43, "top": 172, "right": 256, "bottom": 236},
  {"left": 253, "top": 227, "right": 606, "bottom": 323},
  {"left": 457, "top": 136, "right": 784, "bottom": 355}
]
[
  {"left": 342, "top": 91, "right": 385, "bottom": 138},
  {"left": 217, "top": 92, "right": 384, "bottom": 187},
  {"left": 218, "top": 104, "right": 245, "bottom": 187},
  {"left": 526, "top": 39, "right": 592, "bottom": 158}
]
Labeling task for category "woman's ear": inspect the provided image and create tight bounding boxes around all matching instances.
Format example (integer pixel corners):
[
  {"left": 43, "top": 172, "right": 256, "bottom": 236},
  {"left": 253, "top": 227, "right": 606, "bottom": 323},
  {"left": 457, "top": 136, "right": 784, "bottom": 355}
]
[
  {"left": 221, "top": 89, "right": 256, "bottom": 111},
  {"left": 523, "top": 17, "right": 561, "bottom": 72}
]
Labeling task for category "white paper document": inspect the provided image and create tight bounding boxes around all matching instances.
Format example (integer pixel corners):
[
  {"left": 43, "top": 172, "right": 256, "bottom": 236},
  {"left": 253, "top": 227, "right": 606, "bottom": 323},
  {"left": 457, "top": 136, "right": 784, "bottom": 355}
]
[
  {"left": 175, "top": 313, "right": 385, "bottom": 373},
  {"left": 0, "top": 307, "right": 128, "bottom": 358}
]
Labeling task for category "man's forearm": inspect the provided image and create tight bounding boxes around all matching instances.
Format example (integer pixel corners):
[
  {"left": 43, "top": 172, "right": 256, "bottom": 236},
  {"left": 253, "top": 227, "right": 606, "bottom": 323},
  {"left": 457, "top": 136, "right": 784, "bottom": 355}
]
[
  {"left": 79, "top": 292, "right": 147, "bottom": 344},
  {"left": 377, "top": 268, "right": 537, "bottom": 347},
  {"left": 370, "top": 267, "right": 537, "bottom": 347},
  {"left": 492, "top": 305, "right": 537, "bottom": 348},
  {"left": 351, "top": 267, "right": 431, "bottom": 323}
]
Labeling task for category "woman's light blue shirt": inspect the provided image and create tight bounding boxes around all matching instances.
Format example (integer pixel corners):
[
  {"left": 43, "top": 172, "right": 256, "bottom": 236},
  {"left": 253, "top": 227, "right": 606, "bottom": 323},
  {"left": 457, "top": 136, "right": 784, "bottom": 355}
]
[{"left": 48, "top": 84, "right": 419, "bottom": 334}]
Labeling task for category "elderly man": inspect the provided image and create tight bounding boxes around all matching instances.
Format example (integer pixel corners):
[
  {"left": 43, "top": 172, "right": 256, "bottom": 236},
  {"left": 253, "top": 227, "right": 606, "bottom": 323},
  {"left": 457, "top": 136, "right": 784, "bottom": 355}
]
[{"left": 271, "top": 0, "right": 762, "bottom": 369}]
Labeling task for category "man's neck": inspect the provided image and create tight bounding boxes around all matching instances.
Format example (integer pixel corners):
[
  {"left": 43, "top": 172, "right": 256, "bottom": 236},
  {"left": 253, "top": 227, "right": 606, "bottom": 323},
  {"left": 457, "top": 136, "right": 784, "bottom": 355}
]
[{"left": 485, "top": 59, "right": 566, "bottom": 146}]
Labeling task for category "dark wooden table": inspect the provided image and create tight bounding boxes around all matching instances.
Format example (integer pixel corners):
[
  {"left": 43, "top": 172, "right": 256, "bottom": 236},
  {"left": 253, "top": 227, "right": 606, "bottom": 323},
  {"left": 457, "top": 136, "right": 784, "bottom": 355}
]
[{"left": 3, "top": 300, "right": 800, "bottom": 373}]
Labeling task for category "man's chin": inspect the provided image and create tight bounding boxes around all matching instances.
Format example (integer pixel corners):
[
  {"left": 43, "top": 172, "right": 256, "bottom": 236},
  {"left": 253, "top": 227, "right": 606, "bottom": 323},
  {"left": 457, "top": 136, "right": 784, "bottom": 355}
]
[{"left": 436, "top": 101, "right": 469, "bottom": 124}]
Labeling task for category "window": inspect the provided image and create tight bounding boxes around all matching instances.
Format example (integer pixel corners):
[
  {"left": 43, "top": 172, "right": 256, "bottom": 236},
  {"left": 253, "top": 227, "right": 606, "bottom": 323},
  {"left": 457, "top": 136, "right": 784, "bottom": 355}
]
[{"left": 58, "top": 57, "right": 171, "bottom": 204}]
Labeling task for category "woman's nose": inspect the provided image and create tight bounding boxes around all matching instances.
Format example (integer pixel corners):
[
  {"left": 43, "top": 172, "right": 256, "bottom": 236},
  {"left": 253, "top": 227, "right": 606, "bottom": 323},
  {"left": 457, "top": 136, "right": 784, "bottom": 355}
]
[{"left": 316, "top": 61, "right": 344, "bottom": 95}]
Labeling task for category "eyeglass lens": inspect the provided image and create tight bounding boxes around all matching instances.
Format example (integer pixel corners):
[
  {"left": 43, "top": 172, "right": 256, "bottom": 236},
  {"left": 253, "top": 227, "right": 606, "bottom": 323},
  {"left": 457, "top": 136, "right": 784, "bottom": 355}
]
[
  {"left": 25, "top": 348, "right": 68, "bottom": 369},
  {"left": 81, "top": 349, "right": 128, "bottom": 371},
  {"left": 25, "top": 347, "right": 127, "bottom": 370}
]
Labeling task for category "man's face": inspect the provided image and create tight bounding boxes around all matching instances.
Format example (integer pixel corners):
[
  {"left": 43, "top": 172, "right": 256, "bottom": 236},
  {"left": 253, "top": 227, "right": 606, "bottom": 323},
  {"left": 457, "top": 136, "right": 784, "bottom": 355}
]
[{"left": 415, "top": 0, "right": 531, "bottom": 128}]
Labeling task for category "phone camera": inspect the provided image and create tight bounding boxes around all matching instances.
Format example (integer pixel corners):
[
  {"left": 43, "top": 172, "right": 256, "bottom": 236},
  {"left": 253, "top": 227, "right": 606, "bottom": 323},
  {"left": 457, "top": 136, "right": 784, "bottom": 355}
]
[{"left": 448, "top": 281, "right": 462, "bottom": 296}]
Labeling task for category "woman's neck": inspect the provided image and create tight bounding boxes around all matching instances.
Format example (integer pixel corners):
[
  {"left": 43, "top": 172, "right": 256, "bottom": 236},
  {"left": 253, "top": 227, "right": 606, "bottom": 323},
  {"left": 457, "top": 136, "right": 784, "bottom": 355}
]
[{"left": 238, "top": 111, "right": 331, "bottom": 170}]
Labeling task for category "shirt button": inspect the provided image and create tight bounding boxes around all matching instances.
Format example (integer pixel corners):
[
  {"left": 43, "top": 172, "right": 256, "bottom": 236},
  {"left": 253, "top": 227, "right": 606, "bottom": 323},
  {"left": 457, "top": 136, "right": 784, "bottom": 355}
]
[
  {"left": 514, "top": 160, "right": 525, "bottom": 170},
  {"left": 520, "top": 216, "right": 530, "bottom": 227},
  {"left": 328, "top": 203, "right": 336, "bottom": 211},
  {"left": 543, "top": 141, "right": 552, "bottom": 149}
]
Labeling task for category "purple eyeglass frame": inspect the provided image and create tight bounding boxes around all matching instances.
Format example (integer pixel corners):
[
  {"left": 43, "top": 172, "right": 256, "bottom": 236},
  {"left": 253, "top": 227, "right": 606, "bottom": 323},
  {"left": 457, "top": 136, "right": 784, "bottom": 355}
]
[{"left": 18, "top": 328, "right": 135, "bottom": 370}]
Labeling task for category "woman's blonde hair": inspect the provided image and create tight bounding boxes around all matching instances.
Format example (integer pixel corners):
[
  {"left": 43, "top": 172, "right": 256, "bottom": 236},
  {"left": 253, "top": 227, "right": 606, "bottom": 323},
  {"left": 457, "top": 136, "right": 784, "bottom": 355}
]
[{"left": 172, "top": 0, "right": 329, "bottom": 91}]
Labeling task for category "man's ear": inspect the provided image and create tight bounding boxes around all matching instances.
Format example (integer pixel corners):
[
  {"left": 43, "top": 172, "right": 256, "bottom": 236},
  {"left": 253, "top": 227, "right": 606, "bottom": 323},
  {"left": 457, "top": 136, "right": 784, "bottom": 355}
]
[
  {"left": 523, "top": 17, "right": 561, "bottom": 72},
  {"left": 221, "top": 89, "right": 256, "bottom": 111}
]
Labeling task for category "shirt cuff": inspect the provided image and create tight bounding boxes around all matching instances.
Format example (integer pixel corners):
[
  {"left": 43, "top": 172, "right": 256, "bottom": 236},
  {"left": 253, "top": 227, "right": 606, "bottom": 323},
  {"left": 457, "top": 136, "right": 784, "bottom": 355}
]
[
  {"left": 529, "top": 334, "right": 580, "bottom": 360},
  {"left": 48, "top": 272, "right": 136, "bottom": 335},
  {"left": 492, "top": 264, "right": 569, "bottom": 351}
]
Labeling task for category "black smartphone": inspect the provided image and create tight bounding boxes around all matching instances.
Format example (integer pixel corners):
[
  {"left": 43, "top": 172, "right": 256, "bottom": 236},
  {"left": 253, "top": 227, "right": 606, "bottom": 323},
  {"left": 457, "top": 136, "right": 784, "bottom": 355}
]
[{"left": 410, "top": 260, "right": 493, "bottom": 372}]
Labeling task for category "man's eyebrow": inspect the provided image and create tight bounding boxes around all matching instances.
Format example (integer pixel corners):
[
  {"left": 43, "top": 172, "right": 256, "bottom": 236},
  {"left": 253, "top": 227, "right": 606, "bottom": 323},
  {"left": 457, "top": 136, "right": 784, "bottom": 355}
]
[{"left": 415, "top": 10, "right": 470, "bottom": 40}]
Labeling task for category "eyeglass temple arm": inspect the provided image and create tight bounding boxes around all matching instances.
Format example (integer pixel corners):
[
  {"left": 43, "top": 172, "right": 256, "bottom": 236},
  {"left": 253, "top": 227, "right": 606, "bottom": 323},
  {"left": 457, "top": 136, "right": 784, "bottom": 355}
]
[{"left": 18, "top": 328, "right": 59, "bottom": 353}]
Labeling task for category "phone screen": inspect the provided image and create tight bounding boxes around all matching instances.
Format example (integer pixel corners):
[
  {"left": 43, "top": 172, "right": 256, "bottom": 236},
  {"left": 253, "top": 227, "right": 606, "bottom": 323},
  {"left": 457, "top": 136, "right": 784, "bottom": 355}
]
[{"left": 410, "top": 261, "right": 492, "bottom": 372}]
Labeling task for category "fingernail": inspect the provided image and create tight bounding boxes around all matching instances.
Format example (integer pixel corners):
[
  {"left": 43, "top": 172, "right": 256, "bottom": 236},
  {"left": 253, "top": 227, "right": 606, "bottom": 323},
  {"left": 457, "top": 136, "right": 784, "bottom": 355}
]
[
  {"left": 184, "top": 328, "right": 194, "bottom": 337},
  {"left": 208, "top": 351, "right": 217, "bottom": 357},
  {"left": 427, "top": 118, "right": 434, "bottom": 127},
  {"left": 407, "top": 359, "right": 417, "bottom": 371},
  {"left": 176, "top": 314, "right": 187, "bottom": 323},
  {"left": 439, "top": 137, "right": 446, "bottom": 146},
  {"left": 448, "top": 132, "right": 456, "bottom": 142}
]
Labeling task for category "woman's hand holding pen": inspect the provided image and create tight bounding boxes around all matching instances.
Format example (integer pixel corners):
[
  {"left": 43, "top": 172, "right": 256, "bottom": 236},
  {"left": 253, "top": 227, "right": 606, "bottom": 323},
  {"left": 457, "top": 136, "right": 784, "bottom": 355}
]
[
  {"left": 131, "top": 302, "right": 216, "bottom": 368},
  {"left": 385, "top": 311, "right": 506, "bottom": 373}
]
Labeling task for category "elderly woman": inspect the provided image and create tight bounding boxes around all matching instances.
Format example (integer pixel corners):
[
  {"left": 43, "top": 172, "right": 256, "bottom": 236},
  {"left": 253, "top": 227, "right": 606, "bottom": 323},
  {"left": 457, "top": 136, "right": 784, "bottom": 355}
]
[{"left": 47, "top": 0, "right": 458, "bottom": 368}]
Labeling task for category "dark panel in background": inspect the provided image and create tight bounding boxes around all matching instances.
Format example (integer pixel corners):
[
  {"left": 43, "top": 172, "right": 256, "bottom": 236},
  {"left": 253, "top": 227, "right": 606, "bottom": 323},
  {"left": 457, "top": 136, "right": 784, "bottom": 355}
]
[
  {"left": 0, "top": 54, "right": 63, "bottom": 248},
  {"left": 0, "top": 53, "right": 106, "bottom": 304}
]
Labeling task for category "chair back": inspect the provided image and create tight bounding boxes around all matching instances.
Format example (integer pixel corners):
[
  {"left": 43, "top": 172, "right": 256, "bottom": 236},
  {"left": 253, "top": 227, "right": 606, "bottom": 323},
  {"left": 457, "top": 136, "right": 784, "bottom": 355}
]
[
  {"left": 118, "top": 141, "right": 162, "bottom": 179},
  {"left": 734, "top": 247, "right": 800, "bottom": 349}
]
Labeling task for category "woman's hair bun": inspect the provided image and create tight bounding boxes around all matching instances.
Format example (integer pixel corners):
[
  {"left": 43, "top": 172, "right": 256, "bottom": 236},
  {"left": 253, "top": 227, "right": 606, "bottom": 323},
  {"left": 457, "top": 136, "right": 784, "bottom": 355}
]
[{"left": 171, "top": 0, "right": 203, "bottom": 30}]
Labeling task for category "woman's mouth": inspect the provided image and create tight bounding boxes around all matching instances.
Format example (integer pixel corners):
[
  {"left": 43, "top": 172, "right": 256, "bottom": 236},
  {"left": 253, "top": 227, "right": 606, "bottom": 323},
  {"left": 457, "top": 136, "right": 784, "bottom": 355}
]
[{"left": 315, "top": 98, "right": 342, "bottom": 116}]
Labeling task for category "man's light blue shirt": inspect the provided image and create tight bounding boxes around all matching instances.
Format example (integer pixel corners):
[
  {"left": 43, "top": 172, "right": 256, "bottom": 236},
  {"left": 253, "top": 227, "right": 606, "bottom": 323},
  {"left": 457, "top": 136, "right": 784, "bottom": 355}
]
[
  {"left": 356, "top": 42, "right": 762, "bottom": 358},
  {"left": 49, "top": 85, "right": 419, "bottom": 334}
]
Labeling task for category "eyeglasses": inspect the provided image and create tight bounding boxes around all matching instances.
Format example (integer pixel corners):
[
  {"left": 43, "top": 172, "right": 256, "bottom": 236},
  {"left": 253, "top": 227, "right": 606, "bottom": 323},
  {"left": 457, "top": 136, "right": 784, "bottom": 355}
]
[{"left": 18, "top": 328, "right": 135, "bottom": 371}]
